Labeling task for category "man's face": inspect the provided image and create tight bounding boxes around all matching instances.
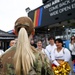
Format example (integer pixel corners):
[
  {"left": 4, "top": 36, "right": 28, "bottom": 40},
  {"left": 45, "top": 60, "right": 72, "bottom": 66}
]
[
  {"left": 49, "top": 39, "right": 55, "bottom": 45},
  {"left": 10, "top": 40, "right": 16, "bottom": 47}
]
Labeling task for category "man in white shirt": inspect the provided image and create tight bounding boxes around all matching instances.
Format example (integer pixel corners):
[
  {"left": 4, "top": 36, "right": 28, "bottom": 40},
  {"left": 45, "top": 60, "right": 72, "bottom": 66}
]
[{"left": 45, "top": 36, "right": 56, "bottom": 61}]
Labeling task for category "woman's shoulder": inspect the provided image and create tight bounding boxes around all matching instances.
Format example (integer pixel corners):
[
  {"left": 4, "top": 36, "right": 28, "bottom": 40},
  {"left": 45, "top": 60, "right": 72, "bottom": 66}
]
[
  {"left": 63, "top": 47, "right": 69, "bottom": 50},
  {"left": 1, "top": 45, "right": 16, "bottom": 59},
  {"left": 0, "top": 46, "right": 15, "bottom": 75},
  {"left": 63, "top": 47, "right": 70, "bottom": 53}
]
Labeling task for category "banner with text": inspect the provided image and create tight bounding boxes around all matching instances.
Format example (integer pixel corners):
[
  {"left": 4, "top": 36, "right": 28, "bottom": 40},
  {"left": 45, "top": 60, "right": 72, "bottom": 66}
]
[{"left": 28, "top": 0, "right": 75, "bottom": 28}]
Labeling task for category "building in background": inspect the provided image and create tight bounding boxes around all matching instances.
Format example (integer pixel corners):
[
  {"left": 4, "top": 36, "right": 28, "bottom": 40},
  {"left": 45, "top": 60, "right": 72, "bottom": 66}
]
[{"left": 0, "top": 30, "right": 16, "bottom": 51}]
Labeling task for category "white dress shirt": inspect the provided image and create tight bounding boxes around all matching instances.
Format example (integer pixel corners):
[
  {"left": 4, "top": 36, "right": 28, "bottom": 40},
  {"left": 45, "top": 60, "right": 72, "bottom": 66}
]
[{"left": 45, "top": 44, "right": 56, "bottom": 61}]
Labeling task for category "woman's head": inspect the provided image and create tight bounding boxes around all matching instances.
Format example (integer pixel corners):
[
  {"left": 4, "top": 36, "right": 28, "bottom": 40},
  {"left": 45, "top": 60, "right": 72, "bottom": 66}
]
[
  {"left": 14, "top": 17, "right": 34, "bottom": 36},
  {"left": 70, "top": 36, "right": 75, "bottom": 42},
  {"left": 37, "top": 40, "right": 43, "bottom": 49},
  {"left": 55, "top": 38, "right": 64, "bottom": 48},
  {"left": 14, "top": 16, "right": 35, "bottom": 75}
]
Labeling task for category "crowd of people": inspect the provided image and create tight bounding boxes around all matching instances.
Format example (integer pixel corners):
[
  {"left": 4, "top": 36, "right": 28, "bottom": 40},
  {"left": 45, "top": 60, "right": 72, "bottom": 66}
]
[{"left": 0, "top": 16, "right": 74, "bottom": 75}]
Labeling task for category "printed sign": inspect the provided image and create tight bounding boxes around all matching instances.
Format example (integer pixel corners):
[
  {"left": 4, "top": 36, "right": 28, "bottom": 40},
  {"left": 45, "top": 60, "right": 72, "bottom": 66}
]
[{"left": 28, "top": 0, "right": 75, "bottom": 28}]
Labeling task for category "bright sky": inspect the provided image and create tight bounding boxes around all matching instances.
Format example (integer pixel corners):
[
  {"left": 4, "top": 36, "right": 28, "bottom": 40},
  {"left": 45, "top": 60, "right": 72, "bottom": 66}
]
[{"left": 0, "top": 0, "right": 43, "bottom": 32}]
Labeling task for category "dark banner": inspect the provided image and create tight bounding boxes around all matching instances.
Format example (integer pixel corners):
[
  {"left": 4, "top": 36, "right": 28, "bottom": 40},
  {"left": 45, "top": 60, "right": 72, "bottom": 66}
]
[{"left": 28, "top": 0, "right": 75, "bottom": 28}]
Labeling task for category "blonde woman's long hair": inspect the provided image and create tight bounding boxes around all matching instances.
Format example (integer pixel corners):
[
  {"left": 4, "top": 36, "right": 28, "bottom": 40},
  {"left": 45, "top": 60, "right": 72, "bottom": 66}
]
[{"left": 14, "top": 27, "right": 35, "bottom": 75}]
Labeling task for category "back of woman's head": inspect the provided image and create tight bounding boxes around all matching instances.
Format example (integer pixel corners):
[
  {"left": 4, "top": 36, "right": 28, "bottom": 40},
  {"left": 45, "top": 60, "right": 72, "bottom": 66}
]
[
  {"left": 14, "top": 16, "right": 35, "bottom": 75},
  {"left": 14, "top": 17, "right": 34, "bottom": 36}
]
